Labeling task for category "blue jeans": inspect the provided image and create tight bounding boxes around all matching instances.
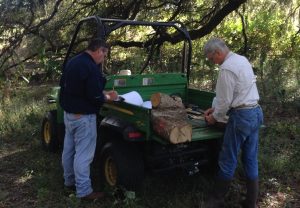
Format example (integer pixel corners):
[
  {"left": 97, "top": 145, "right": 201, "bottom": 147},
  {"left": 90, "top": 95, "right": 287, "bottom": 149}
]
[
  {"left": 218, "top": 106, "right": 263, "bottom": 181},
  {"left": 62, "top": 112, "right": 97, "bottom": 197}
]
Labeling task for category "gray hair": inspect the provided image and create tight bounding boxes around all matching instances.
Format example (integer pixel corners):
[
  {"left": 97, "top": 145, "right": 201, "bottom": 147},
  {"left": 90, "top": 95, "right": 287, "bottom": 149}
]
[{"left": 204, "top": 38, "right": 229, "bottom": 56}]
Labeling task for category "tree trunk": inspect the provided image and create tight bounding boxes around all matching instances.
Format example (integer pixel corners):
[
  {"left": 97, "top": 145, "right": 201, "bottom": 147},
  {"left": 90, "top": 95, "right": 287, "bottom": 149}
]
[{"left": 2, "top": 80, "right": 11, "bottom": 104}]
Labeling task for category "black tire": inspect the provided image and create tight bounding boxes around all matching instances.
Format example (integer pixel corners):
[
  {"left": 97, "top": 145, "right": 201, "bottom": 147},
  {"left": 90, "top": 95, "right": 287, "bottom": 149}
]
[
  {"left": 207, "top": 138, "right": 222, "bottom": 173},
  {"left": 41, "top": 110, "right": 59, "bottom": 152},
  {"left": 100, "top": 140, "right": 144, "bottom": 191}
]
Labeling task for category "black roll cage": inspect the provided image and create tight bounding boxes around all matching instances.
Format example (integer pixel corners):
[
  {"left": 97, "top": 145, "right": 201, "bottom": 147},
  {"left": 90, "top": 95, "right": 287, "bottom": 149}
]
[{"left": 63, "top": 16, "right": 192, "bottom": 82}]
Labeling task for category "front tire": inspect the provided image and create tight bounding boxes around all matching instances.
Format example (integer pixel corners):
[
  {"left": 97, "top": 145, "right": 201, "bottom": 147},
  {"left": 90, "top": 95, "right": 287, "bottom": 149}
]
[
  {"left": 41, "top": 110, "right": 59, "bottom": 152},
  {"left": 100, "top": 140, "right": 144, "bottom": 191}
]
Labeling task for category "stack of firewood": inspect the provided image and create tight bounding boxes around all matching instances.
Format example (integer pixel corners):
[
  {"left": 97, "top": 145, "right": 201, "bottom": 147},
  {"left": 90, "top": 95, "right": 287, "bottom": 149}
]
[{"left": 150, "top": 92, "right": 192, "bottom": 144}]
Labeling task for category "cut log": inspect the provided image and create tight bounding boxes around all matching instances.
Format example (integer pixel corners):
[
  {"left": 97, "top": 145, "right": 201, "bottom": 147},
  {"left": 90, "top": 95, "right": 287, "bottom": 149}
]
[
  {"left": 152, "top": 116, "right": 192, "bottom": 144},
  {"left": 151, "top": 108, "right": 187, "bottom": 120},
  {"left": 150, "top": 92, "right": 192, "bottom": 143},
  {"left": 151, "top": 92, "right": 184, "bottom": 109}
]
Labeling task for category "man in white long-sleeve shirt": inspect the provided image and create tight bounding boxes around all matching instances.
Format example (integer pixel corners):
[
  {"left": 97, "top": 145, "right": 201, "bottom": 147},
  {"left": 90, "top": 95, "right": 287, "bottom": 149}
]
[{"left": 203, "top": 38, "right": 263, "bottom": 208}]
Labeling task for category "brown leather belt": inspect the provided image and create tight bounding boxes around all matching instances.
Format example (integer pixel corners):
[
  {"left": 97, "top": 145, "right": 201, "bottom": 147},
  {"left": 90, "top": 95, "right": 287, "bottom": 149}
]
[
  {"left": 233, "top": 103, "right": 259, "bottom": 110},
  {"left": 74, "top": 114, "right": 82, "bottom": 118}
]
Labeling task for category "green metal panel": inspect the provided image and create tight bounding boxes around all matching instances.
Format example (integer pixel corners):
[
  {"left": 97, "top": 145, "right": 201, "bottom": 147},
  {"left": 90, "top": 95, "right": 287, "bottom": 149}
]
[
  {"left": 100, "top": 101, "right": 152, "bottom": 141},
  {"left": 105, "top": 73, "right": 188, "bottom": 101},
  {"left": 56, "top": 102, "right": 64, "bottom": 124},
  {"left": 191, "top": 127, "right": 224, "bottom": 141},
  {"left": 48, "top": 87, "right": 64, "bottom": 124},
  {"left": 48, "top": 87, "right": 59, "bottom": 101},
  {"left": 188, "top": 119, "right": 223, "bottom": 141},
  {"left": 187, "top": 88, "right": 215, "bottom": 110}
]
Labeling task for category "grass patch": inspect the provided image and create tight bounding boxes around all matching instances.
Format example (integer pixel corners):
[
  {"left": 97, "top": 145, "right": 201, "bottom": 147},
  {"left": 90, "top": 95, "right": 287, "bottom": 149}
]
[
  {"left": 258, "top": 117, "right": 300, "bottom": 207},
  {"left": 0, "top": 84, "right": 300, "bottom": 208},
  {"left": 259, "top": 120, "right": 300, "bottom": 177},
  {"left": 0, "top": 85, "right": 53, "bottom": 144}
]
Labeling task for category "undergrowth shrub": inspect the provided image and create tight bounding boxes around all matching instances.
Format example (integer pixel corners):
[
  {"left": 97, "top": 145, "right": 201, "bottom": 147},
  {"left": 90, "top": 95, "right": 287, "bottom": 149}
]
[{"left": 0, "top": 85, "right": 53, "bottom": 142}]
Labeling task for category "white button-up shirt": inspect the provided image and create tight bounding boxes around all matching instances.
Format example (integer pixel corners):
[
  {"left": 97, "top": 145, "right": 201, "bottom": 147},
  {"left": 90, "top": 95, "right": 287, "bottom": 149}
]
[{"left": 212, "top": 52, "right": 259, "bottom": 122}]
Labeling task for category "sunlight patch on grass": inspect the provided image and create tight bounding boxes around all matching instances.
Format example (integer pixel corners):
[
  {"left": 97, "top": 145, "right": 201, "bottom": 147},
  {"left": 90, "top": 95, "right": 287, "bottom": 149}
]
[
  {"left": 0, "top": 148, "right": 27, "bottom": 159},
  {"left": 259, "top": 177, "right": 296, "bottom": 208},
  {"left": 261, "top": 191, "right": 290, "bottom": 208},
  {"left": 15, "top": 169, "right": 34, "bottom": 184}
]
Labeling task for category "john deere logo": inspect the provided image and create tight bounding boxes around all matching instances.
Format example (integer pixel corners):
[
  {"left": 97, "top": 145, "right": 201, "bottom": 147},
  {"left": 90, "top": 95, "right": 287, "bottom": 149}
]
[{"left": 136, "top": 120, "right": 145, "bottom": 127}]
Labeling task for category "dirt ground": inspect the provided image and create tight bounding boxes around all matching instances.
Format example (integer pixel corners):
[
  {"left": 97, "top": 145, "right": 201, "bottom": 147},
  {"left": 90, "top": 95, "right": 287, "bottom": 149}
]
[{"left": 1, "top": 139, "right": 300, "bottom": 208}]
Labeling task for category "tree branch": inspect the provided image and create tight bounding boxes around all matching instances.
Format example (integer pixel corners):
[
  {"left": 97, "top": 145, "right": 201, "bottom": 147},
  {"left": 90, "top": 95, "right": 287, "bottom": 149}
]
[
  {"left": 0, "top": 0, "right": 247, "bottom": 74},
  {"left": 237, "top": 5, "right": 248, "bottom": 55},
  {"left": 188, "top": 0, "right": 246, "bottom": 39}
]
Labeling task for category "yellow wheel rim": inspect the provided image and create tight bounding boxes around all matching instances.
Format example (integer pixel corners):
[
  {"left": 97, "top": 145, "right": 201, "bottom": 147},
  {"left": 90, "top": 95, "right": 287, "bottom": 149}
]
[
  {"left": 104, "top": 156, "right": 117, "bottom": 186},
  {"left": 43, "top": 121, "right": 51, "bottom": 144}
]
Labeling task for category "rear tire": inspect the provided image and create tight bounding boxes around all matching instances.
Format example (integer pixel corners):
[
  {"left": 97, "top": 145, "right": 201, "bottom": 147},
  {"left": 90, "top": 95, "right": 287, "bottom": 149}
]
[
  {"left": 100, "top": 139, "right": 144, "bottom": 191},
  {"left": 41, "top": 110, "right": 59, "bottom": 152},
  {"left": 207, "top": 138, "right": 222, "bottom": 173}
]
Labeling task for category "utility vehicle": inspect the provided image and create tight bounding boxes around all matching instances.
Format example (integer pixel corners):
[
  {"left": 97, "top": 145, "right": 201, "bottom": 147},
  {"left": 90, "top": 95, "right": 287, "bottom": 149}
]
[{"left": 41, "top": 16, "right": 224, "bottom": 190}]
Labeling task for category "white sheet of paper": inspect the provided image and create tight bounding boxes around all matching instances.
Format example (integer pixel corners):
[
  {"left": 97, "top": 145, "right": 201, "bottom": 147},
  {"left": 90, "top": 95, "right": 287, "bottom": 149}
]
[{"left": 120, "top": 91, "right": 143, "bottom": 106}]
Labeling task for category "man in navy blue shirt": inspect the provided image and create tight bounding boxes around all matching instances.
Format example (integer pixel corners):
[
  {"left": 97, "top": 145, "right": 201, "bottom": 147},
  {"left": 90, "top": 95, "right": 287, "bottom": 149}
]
[{"left": 59, "top": 38, "right": 118, "bottom": 200}]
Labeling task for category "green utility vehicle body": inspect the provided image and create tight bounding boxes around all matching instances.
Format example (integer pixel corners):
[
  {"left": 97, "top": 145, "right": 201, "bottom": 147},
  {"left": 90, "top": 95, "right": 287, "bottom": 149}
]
[
  {"left": 101, "top": 73, "right": 222, "bottom": 143},
  {"left": 42, "top": 16, "right": 224, "bottom": 190},
  {"left": 49, "top": 73, "right": 222, "bottom": 143}
]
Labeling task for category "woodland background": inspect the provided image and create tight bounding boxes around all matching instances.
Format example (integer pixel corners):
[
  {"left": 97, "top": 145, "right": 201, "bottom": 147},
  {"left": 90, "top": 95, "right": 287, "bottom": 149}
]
[{"left": 0, "top": 0, "right": 299, "bottom": 207}]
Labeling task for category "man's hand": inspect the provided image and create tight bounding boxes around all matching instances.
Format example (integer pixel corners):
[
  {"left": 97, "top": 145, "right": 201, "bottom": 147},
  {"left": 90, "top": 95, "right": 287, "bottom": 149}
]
[
  {"left": 204, "top": 108, "right": 217, "bottom": 125},
  {"left": 105, "top": 90, "right": 119, "bottom": 101},
  {"left": 204, "top": 108, "right": 214, "bottom": 117},
  {"left": 205, "top": 114, "right": 217, "bottom": 125}
]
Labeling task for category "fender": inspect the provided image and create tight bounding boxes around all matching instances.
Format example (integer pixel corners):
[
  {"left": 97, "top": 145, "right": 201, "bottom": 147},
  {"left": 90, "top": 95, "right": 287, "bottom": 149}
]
[{"left": 100, "top": 115, "right": 144, "bottom": 141}]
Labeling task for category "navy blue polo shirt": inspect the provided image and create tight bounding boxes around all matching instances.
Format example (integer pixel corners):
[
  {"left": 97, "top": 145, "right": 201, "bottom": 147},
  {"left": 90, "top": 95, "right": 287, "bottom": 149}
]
[{"left": 59, "top": 52, "right": 106, "bottom": 114}]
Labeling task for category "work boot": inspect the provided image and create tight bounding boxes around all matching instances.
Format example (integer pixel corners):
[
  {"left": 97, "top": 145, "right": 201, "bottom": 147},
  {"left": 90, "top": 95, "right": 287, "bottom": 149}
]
[
  {"left": 64, "top": 185, "right": 76, "bottom": 192},
  {"left": 81, "top": 192, "right": 105, "bottom": 201},
  {"left": 203, "top": 179, "right": 231, "bottom": 208},
  {"left": 242, "top": 178, "right": 259, "bottom": 208}
]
